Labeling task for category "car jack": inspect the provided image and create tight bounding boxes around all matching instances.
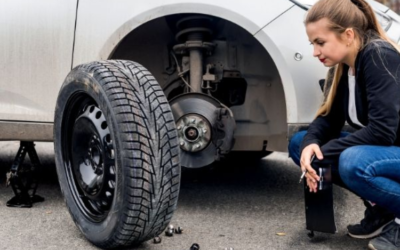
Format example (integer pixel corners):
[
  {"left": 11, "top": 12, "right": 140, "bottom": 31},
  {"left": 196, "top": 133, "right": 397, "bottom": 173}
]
[{"left": 5, "top": 141, "right": 44, "bottom": 208}]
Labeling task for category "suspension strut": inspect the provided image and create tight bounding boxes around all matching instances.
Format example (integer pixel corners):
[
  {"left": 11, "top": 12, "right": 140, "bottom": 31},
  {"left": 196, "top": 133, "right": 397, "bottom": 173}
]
[{"left": 173, "top": 16, "right": 216, "bottom": 93}]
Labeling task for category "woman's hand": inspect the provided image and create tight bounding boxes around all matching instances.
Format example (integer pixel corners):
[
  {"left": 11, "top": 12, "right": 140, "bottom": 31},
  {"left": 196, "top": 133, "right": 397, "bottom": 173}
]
[{"left": 300, "top": 143, "right": 324, "bottom": 193}]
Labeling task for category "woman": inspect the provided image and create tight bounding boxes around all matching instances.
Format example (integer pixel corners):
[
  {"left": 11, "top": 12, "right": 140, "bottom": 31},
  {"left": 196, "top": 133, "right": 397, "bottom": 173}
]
[{"left": 288, "top": 0, "right": 400, "bottom": 249}]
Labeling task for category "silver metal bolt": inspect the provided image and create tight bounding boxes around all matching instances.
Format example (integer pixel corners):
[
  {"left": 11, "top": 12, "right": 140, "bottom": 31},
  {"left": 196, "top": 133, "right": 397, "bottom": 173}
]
[
  {"left": 153, "top": 236, "right": 162, "bottom": 244},
  {"left": 203, "top": 129, "right": 207, "bottom": 133},
  {"left": 180, "top": 141, "right": 185, "bottom": 146},
  {"left": 177, "top": 126, "right": 182, "bottom": 130},
  {"left": 195, "top": 144, "right": 200, "bottom": 149},
  {"left": 165, "top": 229, "right": 174, "bottom": 237},
  {"left": 191, "top": 119, "right": 196, "bottom": 124},
  {"left": 190, "top": 244, "right": 200, "bottom": 250},
  {"left": 175, "top": 227, "right": 183, "bottom": 234}
]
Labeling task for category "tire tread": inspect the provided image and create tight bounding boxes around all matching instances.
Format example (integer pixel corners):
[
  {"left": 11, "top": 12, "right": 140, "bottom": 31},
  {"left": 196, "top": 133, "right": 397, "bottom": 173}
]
[{"left": 65, "top": 60, "right": 180, "bottom": 248}]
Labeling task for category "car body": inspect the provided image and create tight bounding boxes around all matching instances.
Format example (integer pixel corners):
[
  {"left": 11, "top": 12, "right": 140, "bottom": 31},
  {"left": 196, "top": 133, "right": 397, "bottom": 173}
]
[{"left": 1, "top": 0, "right": 399, "bottom": 153}]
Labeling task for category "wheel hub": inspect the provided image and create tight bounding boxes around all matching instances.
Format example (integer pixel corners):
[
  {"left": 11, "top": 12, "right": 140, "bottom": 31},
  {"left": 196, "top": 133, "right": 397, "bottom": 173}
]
[
  {"left": 177, "top": 114, "right": 211, "bottom": 152},
  {"left": 73, "top": 116, "right": 106, "bottom": 197},
  {"left": 80, "top": 134, "right": 104, "bottom": 195},
  {"left": 170, "top": 93, "right": 236, "bottom": 168}
]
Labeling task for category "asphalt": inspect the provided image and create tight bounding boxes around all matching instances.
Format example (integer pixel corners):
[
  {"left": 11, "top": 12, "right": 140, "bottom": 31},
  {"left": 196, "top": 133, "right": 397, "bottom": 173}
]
[{"left": 0, "top": 141, "right": 369, "bottom": 250}]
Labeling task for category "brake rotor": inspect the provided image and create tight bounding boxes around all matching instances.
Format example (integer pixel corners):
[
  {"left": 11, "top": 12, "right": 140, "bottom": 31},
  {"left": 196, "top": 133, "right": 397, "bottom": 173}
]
[{"left": 170, "top": 93, "right": 234, "bottom": 168}]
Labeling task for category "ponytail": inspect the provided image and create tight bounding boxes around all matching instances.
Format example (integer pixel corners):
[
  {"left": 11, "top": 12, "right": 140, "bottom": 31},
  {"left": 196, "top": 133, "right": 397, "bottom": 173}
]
[{"left": 316, "top": 64, "right": 343, "bottom": 117}]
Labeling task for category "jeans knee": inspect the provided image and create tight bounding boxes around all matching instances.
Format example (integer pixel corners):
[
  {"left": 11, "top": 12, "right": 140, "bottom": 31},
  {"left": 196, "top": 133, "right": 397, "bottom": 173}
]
[
  {"left": 288, "top": 131, "right": 307, "bottom": 154},
  {"left": 339, "top": 146, "right": 365, "bottom": 188},
  {"left": 288, "top": 131, "right": 307, "bottom": 166}
]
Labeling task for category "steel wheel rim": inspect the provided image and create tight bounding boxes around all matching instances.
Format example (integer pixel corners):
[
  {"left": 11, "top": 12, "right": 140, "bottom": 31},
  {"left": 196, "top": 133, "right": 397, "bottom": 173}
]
[{"left": 62, "top": 93, "right": 116, "bottom": 222}]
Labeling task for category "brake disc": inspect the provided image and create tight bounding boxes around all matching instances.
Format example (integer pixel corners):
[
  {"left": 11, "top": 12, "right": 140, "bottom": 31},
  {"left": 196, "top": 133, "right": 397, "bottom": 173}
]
[{"left": 170, "top": 93, "right": 235, "bottom": 168}]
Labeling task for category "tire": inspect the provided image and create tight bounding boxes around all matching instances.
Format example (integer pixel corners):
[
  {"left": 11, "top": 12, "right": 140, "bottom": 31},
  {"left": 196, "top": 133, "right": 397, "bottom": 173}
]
[{"left": 54, "top": 60, "right": 180, "bottom": 249}]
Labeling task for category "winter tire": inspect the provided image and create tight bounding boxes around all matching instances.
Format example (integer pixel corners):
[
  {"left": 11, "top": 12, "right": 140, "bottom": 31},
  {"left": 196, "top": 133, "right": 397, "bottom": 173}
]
[{"left": 54, "top": 60, "right": 180, "bottom": 249}]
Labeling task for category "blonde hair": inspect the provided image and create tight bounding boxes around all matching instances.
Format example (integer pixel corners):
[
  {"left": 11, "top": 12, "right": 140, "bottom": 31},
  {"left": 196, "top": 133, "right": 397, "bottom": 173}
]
[{"left": 306, "top": 0, "right": 400, "bottom": 117}]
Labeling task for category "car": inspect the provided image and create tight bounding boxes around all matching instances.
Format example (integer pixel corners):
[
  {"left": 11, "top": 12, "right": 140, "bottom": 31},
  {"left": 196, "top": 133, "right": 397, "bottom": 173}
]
[{"left": 1, "top": 0, "right": 399, "bottom": 248}]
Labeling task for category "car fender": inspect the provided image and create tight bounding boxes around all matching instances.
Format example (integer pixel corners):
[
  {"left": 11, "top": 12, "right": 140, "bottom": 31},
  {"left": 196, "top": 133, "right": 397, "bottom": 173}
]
[
  {"left": 256, "top": 5, "right": 328, "bottom": 124},
  {"left": 73, "top": 0, "right": 294, "bottom": 65}
]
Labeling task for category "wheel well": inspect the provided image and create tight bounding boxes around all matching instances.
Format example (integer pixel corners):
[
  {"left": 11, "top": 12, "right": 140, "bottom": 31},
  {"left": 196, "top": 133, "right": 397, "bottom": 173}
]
[{"left": 110, "top": 14, "right": 288, "bottom": 152}]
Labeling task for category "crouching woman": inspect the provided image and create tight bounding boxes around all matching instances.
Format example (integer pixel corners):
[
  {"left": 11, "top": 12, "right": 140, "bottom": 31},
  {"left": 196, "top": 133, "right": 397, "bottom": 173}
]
[{"left": 288, "top": 0, "right": 400, "bottom": 249}]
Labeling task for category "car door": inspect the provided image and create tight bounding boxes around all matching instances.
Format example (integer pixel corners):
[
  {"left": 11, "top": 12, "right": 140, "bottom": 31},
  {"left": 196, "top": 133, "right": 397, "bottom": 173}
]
[{"left": 0, "top": 0, "right": 77, "bottom": 122}]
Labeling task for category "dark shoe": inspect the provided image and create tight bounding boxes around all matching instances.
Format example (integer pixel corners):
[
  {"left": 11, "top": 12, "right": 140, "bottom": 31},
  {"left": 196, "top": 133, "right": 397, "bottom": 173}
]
[
  {"left": 368, "top": 221, "right": 400, "bottom": 250},
  {"left": 348, "top": 200, "right": 395, "bottom": 239}
]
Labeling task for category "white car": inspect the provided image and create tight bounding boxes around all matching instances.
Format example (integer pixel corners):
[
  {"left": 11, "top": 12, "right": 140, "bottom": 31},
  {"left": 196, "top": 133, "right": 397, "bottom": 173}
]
[{"left": 1, "top": 0, "right": 399, "bottom": 248}]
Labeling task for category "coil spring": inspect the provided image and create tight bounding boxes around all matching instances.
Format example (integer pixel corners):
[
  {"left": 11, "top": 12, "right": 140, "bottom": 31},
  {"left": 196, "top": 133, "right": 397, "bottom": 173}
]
[{"left": 175, "top": 16, "right": 213, "bottom": 41}]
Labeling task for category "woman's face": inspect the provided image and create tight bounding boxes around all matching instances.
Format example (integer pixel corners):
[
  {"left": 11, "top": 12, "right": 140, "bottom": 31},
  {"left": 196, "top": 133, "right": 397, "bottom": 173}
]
[{"left": 306, "top": 18, "right": 352, "bottom": 67}]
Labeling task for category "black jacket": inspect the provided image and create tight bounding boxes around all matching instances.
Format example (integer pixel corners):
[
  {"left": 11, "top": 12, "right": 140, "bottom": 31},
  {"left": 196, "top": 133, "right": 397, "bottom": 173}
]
[{"left": 301, "top": 40, "right": 400, "bottom": 166}]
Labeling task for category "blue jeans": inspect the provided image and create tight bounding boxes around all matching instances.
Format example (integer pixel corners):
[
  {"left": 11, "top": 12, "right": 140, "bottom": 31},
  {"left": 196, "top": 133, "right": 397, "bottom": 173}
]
[{"left": 288, "top": 131, "right": 400, "bottom": 218}]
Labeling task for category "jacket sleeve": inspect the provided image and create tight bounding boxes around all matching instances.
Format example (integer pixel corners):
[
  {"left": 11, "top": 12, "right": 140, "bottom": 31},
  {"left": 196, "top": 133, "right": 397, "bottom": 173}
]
[{"left": 313, "top": 45, "right": 400, "bottom": 166}]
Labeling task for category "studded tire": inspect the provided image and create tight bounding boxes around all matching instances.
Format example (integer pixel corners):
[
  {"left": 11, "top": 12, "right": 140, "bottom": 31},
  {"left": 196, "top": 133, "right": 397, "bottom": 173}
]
[{"left": 54, "top": 60, "right": 180, "bottom": 249}]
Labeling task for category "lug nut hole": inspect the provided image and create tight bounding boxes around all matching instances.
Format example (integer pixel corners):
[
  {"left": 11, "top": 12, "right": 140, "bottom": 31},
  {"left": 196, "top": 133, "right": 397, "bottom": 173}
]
[{"left": 101, "top": 121, "right": 108, "bottom": 130}]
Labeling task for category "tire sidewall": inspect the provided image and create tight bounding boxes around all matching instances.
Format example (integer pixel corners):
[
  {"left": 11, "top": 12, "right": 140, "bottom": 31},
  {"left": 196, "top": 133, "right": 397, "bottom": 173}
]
[{"left": 54, "top": 68, "right": 126, "bottom": 243}]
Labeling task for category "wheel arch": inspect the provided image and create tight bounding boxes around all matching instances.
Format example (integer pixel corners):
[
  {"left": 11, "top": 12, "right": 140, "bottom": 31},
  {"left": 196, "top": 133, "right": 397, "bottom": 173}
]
[
  {"left": 101, "top": 4, "right": 295, "bottom": 122},
  {"left": 98, "top": 3, "right": 292, "bottom": 60},
  {"left": 85, "top": 3, "right": 300, "bottom": 152},
  {"left": 254, "top": 29, "right": 298, "bottom": 124}
]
